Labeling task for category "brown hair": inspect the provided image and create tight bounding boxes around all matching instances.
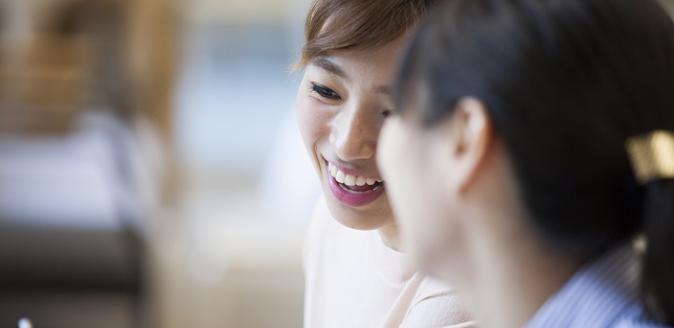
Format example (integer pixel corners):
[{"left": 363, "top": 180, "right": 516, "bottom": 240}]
[{"left": 297, "top": 0, "right": 436, "bottom": 67}]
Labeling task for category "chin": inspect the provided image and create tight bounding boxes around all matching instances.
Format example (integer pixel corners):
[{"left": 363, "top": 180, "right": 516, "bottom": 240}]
[{"left": 322, "top": 187, "right": 393, "bottom": 231}]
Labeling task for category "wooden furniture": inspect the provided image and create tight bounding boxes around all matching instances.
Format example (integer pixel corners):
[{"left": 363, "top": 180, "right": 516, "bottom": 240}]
[
  {"left": 0, "top": 37, "right": 90, "bottom": 134},
  {"left": 0, "top": 0, "right": 178, "bottom": 139},
  {"left": 0, "top": 1, "right": 179, "bottom": 327}
]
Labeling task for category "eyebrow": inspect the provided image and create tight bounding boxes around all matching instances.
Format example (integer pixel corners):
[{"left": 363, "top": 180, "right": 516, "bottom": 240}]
[{"left": 311, "top": 56, "right": 349, "bottom": 80}]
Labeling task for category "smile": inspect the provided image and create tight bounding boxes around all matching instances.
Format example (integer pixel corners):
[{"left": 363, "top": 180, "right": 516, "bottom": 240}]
[{"left": 325, "top": 160, "right": 385, "bottom": 207}]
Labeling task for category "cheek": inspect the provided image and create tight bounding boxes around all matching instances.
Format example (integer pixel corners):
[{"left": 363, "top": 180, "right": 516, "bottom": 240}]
[
  {"left": 410, "top": 164, "right": 466, "bottom": 277},
  {"left": 296, "top": 91, "right": 332, "bottom": 149},
  {"left": 397, "top": 167, "right": 442, "bottom": 259},
  {"left": 399, "top": 167, "right": 459, "bottom": 276},
  {"left": 379, "top": 122, "right": 429, "bottom": 237},
  {"left": 379, "top": 122, "right": 456, "bottom": 272}
]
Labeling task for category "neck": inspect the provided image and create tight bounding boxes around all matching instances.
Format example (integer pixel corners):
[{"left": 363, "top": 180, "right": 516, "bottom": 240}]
[
  {"left": 378, "top": 223, "right": 403, "bottom": 252},
  {"left": 461, "top": 232, "right": 581, "bottom": 328}
]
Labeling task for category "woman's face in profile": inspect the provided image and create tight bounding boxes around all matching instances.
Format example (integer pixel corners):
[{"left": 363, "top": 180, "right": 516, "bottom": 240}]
[
  {"left": 377, "top": 112, "right": 448, "bottom": 269},
  {"left": 378, "top": 95, "right": 510, "bottom": 278},
  {"left": 377, "top": 95, "right": 480, "bottom": 276},
  {"left": 296, "top": 38, "right": 406, "bottom": 230}
]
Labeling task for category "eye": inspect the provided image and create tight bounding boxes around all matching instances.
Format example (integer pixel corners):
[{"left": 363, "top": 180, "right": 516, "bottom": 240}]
[
  {"left": 310, "top": 82, "right": 341, "bottom": 100},
  {"left": 382, "top": 109, "right": 393, "bottom": 118}
]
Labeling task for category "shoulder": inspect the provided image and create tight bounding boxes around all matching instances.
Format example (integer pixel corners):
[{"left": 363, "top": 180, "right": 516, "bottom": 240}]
[{"left": 401, "top": 277, "right": 475, "bottom": 328}]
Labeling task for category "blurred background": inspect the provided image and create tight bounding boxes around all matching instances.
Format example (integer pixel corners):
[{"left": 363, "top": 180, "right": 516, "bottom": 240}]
[
  {"left": 0, "top": 0, "right": 672, "bottom": 327},
  {"left": 0, "top": 0, "right": 318, "bottom": 327}
]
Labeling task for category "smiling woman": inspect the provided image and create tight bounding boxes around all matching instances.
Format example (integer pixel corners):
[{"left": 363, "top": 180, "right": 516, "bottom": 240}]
[
  {"left": 298, "top": 39, "right": 402, "bottom": 230},
  {"left": 295, "top": 0, "right": 474, "bottom": 327}
]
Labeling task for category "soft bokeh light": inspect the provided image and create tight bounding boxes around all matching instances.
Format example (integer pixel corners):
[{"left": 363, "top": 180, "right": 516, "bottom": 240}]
[{"left": 0, "top": 0, "right": 316, "bottom": 327}]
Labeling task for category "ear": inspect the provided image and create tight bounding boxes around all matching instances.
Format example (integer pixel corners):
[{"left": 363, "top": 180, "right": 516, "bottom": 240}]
[{"left": 435, "top": 97, "right": 493, "bottom": 194}]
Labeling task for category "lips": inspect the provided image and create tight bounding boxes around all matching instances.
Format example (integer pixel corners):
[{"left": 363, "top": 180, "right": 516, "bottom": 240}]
[{"left": 325, "top": 161, "right": 385, "bottom": 207}]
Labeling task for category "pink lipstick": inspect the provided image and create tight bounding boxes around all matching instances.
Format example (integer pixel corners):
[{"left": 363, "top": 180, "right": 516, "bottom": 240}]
[{"left": 325, "top": 161, "right": 385, "bottom": 207}]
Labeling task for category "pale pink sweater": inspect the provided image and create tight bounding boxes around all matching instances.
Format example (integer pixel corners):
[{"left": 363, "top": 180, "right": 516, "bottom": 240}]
[{"left": 303, "top": 197, "right": 474, "bottom": 328}]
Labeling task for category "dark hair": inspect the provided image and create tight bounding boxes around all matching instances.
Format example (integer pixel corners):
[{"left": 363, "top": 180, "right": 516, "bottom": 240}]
[
  {"left": 395, "top": 0, "right": 674, "bottom": 324},
  {"left": 297, "top": 0, "right": 437, "bottom": 67}
]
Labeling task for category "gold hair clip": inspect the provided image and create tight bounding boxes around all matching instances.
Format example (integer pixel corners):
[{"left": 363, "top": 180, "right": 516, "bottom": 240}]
[{"left": 626, "top": 130, "right": 674, "bottom": 184}]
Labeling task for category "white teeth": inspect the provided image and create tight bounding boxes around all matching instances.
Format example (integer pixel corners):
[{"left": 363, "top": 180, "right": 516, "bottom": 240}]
[
  {"left": 328, "top": 162, "right": 382, "bottom": 187},
  {"left": 344, "top": 174, "right": 356, "bottom": 186},
  {"left": 335, "top": 170, "right": 345, "bottom": 183}
]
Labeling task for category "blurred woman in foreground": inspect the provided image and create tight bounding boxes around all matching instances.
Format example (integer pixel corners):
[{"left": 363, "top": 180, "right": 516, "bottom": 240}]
[{"left": 380, "top": 0, "right": 674, "bottom": 326}]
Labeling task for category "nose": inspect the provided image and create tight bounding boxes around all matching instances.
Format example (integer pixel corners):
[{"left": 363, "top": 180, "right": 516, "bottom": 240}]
[{"left": 331, "top": 104, "right": 379, "bottom": 161}]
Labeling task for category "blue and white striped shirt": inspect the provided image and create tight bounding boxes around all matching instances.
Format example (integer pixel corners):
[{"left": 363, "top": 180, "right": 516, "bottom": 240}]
[{"left": 526, "top": 244, "right": 669, "bottom": 328}]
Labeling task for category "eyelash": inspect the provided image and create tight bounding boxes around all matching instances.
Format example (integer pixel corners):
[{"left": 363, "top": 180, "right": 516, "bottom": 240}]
[
  {"left": 309, "top": 82, "right": 393, "bottom": 118},
  {"left": 310, "top": 83, "right": 341, "bottom": 101}
]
